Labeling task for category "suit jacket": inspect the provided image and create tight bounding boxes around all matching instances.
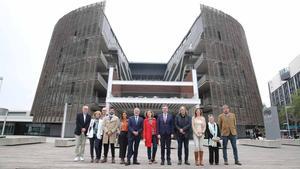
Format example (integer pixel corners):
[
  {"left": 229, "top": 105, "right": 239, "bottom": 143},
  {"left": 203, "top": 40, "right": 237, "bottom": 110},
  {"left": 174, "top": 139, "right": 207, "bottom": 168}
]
[
  {"left": 157, "top": 112, "right": 174, "bottom": 135},
  {"left": 102, "top": 115, "right": 120, "bottom": 144},
  {"left": 218, "top": 112, "right": 237, "bottom": 136},
  {"left": 128, "top": 115, "right": 144, "bottom": 139},
  {"left": 175, "top": 114, "right": 191, "bottom": 138},
  {"left": 74, "top": 113, "right": 91, "bottom": 136}
]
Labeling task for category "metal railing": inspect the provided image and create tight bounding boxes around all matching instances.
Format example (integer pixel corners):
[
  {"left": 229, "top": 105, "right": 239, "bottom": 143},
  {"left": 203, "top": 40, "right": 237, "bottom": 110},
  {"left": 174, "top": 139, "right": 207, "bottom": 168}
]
[
  {"left": 197, "top": 75, "right": 209, "bottom": 87},
  {"left": 97, "top": 72, "right": 108, "bottom": 89}
]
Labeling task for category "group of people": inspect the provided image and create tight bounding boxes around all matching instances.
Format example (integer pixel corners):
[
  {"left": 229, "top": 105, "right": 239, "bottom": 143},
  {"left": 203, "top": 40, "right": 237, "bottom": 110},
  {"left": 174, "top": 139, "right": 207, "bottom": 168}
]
[{"left": 73, "top": 104, "right": 242, "bottom": 166}]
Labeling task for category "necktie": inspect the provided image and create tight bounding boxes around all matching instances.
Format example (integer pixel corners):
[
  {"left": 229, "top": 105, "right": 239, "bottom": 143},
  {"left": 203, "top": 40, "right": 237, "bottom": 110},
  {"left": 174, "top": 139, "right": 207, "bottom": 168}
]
[
  {"left": 135, "top": 116, "right": 138, "bottom": 125},
  {"left": 163, "top": 113, "right": 167, "bottom": 123}
]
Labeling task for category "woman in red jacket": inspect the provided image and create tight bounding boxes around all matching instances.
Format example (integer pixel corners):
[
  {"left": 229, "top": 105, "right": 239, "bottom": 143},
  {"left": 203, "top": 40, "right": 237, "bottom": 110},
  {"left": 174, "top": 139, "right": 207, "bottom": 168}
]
[{"left": 143, "top": 109, "right": 158, "bottom": 164}]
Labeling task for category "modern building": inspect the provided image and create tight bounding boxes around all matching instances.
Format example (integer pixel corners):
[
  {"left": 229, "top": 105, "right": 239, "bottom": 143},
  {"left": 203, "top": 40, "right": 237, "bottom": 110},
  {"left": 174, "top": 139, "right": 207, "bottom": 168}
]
[
  {"left": 31, "top": 2, "right": 263, "bottom": 137},
  {"left": 268, "top": 55, "right": 300, "bottom": 107},
  {"left": 0, "top": 109, "right": 33, "bottom": 135}
]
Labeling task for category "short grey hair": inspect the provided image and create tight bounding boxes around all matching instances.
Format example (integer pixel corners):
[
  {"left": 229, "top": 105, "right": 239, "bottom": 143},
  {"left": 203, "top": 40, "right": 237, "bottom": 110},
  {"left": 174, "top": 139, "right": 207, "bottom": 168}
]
[{"left": 222, "top": 104, "right": 229, "bottom": 109}]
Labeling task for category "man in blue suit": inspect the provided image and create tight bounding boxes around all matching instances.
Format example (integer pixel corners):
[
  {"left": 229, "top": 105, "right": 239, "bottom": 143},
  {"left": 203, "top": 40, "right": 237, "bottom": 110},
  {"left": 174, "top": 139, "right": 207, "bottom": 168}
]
[
  {"left": 157, "top": 104, "right": 174, "bottom": 165},
  {"left": 125, "top": 107, "right": 144, "bottom": 165}
]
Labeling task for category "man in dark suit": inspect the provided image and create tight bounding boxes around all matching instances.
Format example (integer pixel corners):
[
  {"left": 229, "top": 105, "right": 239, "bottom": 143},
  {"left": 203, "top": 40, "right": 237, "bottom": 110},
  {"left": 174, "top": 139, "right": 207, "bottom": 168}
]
[
  {"left": 125, "top": 107, "right": 144, "bottom": 165},
  {"left": 157, "top": 104, "right": 174, "bottom": 165},
  {"left": 74, "top": 105, "right": 91, "bottom": 162},
  {"left": 175, "top": 106, "right": 191, "bottom": 165}
]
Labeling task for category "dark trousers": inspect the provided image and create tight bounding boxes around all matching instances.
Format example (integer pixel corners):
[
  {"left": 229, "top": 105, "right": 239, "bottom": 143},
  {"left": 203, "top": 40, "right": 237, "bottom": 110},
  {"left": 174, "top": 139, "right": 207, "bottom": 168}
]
[
  {"left": 222, "top": 135, "right": 239, "bottom": 162},
  {"left": 177, "top": 135, "right": 189, "bottom": 161},
  {"left": 119, "top": 131, "right": 128, "bottom": 159},
  {"left": 208, "top": 146, "right": 219, "bottom": 164},
  {"left": 127, "top": 135, "right": 141, "bottom": 162},
  {"left": 147, "top": 135, "right": 158, "bottom": 160},
  {"left": 89, "top": 134, "right": 102, "bottom": 159},
  {"left": 160, "top": 133, "right": 171, "bottom": 161},
  {"left": 103, "top": 139, "right": 115, "bottom": 158}
]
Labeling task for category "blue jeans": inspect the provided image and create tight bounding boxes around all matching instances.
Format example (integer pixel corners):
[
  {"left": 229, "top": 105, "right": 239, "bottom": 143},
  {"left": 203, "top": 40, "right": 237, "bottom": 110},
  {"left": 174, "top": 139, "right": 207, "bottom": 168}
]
[{"left": 222, "top": 135, "right": 239, "bottom": 162}]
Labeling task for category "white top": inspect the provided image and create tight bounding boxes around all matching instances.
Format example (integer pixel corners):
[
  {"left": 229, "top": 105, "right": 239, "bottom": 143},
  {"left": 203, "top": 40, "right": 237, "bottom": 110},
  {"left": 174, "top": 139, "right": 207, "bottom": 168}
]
[
  {"left": 208, "top": 122, "right": 218, "bottom": 147},
  {"left": 87, "top": 118, "right": 103, "bottom": 139}
]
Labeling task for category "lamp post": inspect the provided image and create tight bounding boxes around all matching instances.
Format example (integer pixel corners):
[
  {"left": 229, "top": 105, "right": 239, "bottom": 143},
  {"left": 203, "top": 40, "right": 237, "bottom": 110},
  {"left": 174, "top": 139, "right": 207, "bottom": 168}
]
[
  {"left": 61, "top": 103, "right": 68, "bottom": 138},
  {"left": 61, "top": 96, "right": 71, "bottom": 138},
  {"left": 1, "top": 108, "right": 9, "bottom": 136}
]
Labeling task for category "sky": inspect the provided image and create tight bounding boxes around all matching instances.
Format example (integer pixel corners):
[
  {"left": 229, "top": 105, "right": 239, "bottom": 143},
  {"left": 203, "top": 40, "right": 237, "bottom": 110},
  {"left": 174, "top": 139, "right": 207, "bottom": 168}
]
[{"left": 0, "top": 0, "right": 300, "bottom": 110}]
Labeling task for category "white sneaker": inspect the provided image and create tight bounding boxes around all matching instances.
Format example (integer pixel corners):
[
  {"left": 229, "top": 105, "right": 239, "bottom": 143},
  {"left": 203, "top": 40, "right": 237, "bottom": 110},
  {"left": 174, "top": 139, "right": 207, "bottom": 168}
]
[
  {"left": 74, "top": 157, "right": 79, "bottom": 162},
  {"left": 80, "top": 156, "right": 84, "bottom": 161}
]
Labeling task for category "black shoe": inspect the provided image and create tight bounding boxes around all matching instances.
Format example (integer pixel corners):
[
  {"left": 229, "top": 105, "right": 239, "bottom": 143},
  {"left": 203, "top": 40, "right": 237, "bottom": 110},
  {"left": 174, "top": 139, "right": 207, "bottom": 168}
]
[
  {"left": 235, "top": 161, "right": 242, "bottom": 165},
  {"left": 209, "top": 162, "right": 213, "bottom": 165},
  {"left": 215, "top": 163, "right": 219, "bottom": 165},
  {"left": 167, "top": 161, "right": 172, "bottom": 165},
  {"left": 125, "top": 161, "right": 131, "bottom": 166},
  {"left": 133, "top": 161, "right": 140, "bottom": 165},
  {"left": 224, "top": 161, "right": 229, "bottom": 165},
  {"left": 177, "top": 160, "right": 182, "bottom": 165},
  {"left": 120, "top": 158, "right": 125, "bottom": 164},
  {"left": 161, "top": 161, "right": 165, "bottom": 165},
  {"left": 184, "top": 161, "right": 190, "bottom": 165},
  {"left": 100, "top": 158, "right": 107, "bottom": 163}
]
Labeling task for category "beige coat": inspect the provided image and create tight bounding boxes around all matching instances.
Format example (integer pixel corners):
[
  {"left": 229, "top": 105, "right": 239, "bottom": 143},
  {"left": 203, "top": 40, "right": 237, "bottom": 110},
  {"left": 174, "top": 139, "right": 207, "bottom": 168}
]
[
  {"left": 102, "top": 115, "right": 120, "bottom": 144},
  {"left": 218, "top": 112, "right": 237, "bottom": 136}
]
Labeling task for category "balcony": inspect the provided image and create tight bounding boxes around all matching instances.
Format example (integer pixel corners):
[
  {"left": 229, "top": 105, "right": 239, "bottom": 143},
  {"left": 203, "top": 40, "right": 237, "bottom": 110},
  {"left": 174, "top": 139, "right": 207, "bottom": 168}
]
[
  {"left": 98, "top": 51, "right": 108, "bottom": 71},
  {"left": 198, "top": 75, "right": 210, "bottom": 92},
  {"left": 202, "top": 97, "right": 212, "bottom": 106},
  {"left": 193, "top": 32, "right": 207, "bottom": 53},
  {"left": 97, "top": 72, "right": 107, "bottom": 89},
  {"left": 94, "top": 72, "right": 107, "bottom": 93},
  {"left": 194, "top": 53, "right": 208, "bottom": 73},
  {"left": 198, "top": 75, "right": 209, "bottom": 87}
]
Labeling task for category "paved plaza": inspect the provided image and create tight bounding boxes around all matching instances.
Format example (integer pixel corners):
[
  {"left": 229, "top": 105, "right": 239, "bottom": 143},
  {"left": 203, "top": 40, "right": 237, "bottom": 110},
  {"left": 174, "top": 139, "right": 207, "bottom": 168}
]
[{"left": 0, "top": 138, "right": 299, "bottom": 169}]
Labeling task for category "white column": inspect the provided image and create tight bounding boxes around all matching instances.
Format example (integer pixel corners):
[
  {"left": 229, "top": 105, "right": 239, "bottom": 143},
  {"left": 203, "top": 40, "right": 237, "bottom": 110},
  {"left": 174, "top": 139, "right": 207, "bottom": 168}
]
[
  {"left": 61, "top": 102, "right": 68, "bottom": 138},
  {"left": 105, "top": 67, "right": 114, "bottom": 109},
  {"left": 192, "top": 69, "right": 200, "bottom": 105},
  {"left": 1, "top": 108, "right": 9, "bottom": 136}
]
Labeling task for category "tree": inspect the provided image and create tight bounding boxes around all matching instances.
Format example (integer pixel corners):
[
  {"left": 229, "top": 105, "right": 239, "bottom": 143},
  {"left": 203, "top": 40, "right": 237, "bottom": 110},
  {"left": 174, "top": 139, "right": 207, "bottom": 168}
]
[
  {"left": 278, "top": 106, "right": 293, "bottom": 130},
  {"left": 289, "top": 89, "right": 300, "bottom": 134}
]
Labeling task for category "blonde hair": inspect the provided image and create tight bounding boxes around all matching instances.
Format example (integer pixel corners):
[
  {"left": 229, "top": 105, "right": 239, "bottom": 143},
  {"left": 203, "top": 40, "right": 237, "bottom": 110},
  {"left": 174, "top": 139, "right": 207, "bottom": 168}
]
[
  {"left": 179, "top": 106, "right": 188, "bottom": 115},
  {"left": 93, "top": 111, "right": 102, "bottom": 118}
]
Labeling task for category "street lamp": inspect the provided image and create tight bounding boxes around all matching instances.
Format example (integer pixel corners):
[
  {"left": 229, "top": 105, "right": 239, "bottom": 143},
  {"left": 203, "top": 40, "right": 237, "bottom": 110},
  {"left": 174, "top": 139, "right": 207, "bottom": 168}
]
[
  {"left": 1, "top": 108, "right": 9, "bottom": 136},
  {"left": 61, "top": 96, "right": 72, "bottom": 138}
]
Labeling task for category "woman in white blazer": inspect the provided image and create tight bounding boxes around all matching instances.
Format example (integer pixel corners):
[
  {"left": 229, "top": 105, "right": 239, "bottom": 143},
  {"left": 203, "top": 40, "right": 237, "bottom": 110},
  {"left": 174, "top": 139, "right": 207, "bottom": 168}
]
[{"left": 87, "top": 111, "right": 104, "bottom": 163}]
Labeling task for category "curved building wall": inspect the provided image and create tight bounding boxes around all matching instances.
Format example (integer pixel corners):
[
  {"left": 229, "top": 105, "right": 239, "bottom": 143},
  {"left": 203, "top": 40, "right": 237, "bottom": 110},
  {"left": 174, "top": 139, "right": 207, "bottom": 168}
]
[
  {"left": 164, "top": 5, "right": 263, "bottom": 137},
  {"left": 31, "top": 2, "right": 131, "bottom": 137}
]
